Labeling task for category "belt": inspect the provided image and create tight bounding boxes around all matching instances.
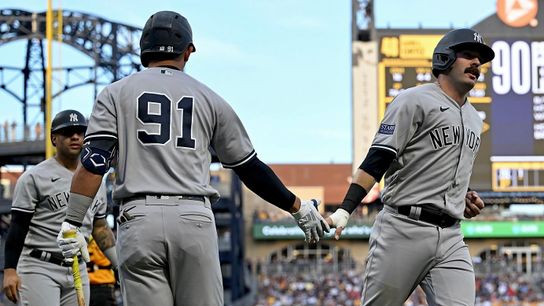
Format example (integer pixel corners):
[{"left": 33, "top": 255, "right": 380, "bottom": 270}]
[
  {"left": 29, "top": 249, "right": 82, "bottom": 267},
  {"left": 397, "top": 205, "right": 459, "bottom": 228},
  {"left": 120, "top": 194, "right": 205, "bottom": 205}
]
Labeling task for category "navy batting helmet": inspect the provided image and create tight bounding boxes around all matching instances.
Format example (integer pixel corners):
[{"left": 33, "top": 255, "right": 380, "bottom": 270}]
[
  {"left": 51, "top": 109, "right": 87, "bottom": 134},
  {"left": 432, "top": 28, "right": 495, "bottom": 78},
  {"left": 139, "top": 11, "right": 195, "bottom": 67}
]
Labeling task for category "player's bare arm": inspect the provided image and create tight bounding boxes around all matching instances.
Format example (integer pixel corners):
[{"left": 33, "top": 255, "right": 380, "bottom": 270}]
[
  {"left": 92, "top": 218, "right": 118, "bottom": 268},
  {"left": 71, "top": 165, "right": 103, "bottom": 198},
  {"left": 464, "top": 190, "right": 485, "bottom": 219},
  {"left": 58, "top": 164, "right": 110, "bottom": 263},
  {"left": 92, "top": 218, "right": 116, "bottom": 251}
]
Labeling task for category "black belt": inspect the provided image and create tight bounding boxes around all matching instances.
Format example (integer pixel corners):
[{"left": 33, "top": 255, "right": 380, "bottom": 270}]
[
  {"left": 120, "top": 194, "right": 205, "bottom": 204},
  {"left": 29, "top": 249, "right": 82, "bottom": 267},
  {"left": 397, "top": 205, "right": 459, "bottom": 228}
]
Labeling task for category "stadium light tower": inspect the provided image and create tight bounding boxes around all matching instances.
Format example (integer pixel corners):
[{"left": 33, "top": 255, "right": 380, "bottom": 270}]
[{"left": 353, "top": 0, "right": 374, "bottom": 42}]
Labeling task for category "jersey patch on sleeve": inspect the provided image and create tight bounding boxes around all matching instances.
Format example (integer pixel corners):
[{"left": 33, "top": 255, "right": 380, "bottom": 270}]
[{"left": 378, "top": 124, "right": 395, "bottom": 135}]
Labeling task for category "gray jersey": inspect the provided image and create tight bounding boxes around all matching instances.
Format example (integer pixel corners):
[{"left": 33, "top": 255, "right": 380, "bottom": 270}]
[
  {"left": 11, "top": 158, "right": 107, "bottom": 256},
  {"left": 373, "top": 83, "right": 482, "bottom": 219},
  {"left": 85, "top": 67, "right": 254, "bottom": 201}
]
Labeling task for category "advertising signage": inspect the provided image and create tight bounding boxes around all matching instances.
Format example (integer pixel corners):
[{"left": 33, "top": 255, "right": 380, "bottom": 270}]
[
  {"left": 252, "top": 221, "right": 544, "bottom": 240},
  {"left": 375, "top": 1, "right": 544, "bottom": 192}
]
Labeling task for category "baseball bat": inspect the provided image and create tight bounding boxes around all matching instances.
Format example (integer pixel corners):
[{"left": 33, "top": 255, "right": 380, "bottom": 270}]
[{"left": 63, "top": 230, "right": 86, "bottom": 306}]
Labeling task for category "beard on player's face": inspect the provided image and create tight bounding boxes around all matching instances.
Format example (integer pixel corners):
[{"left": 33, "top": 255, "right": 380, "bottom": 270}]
[{"left": 448, "top": 61, "right": 479, "bottom": 92}]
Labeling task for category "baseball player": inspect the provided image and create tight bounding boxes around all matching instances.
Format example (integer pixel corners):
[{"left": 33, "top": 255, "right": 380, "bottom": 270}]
[
  {"left": 2, "top": 110, "right": 117, "bottom": 306},
  {"left": 327, "top": 28, "right": 492, "bottom": 305},
  {"left": 55, "top": 10, "right": 328, "bottom": 306}
]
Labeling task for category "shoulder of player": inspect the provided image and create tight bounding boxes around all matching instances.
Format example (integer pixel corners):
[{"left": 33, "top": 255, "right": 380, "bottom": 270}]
[
  {"left": 396, "top": 83, "right": 442, "bottom": 104},
  {"left": 16, "top": 158, "right": 56, "bottom": 180}
]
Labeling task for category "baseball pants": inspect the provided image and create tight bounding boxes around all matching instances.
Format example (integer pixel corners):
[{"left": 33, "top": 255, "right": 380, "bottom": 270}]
[
  {"left": 18, "top": 256, "right": 90, "bottom": 306},
  {"left": 117, "top": 197, "right": 223, "bottom": 306},
  {"left": 361, "top": 206, "right": 475, "bottom": 306}
]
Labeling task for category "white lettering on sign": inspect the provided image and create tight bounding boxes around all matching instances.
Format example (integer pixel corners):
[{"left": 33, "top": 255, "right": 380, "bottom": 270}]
[{"left": 492, "top": 40, "right": 544, "bottom": 95}]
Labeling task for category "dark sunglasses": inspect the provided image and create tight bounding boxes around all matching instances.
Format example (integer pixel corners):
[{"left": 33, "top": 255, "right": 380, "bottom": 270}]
[{"left": 55, "top": 126, "right": 87, "bottom": 137}]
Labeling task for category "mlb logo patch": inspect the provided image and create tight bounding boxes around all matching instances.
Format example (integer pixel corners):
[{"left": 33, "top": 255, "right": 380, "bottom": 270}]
[{"left": 378, "top": 124, "right": 395, "bottom": 135}]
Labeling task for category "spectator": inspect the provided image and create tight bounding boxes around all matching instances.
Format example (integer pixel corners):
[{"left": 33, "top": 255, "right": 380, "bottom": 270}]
[
  {"left": 3, "top": 120, "right": 9, "bottom": 142},
  {"left": 10, "top": 121, "right": 16, "bottom": 142},
  {"left": 34, "top": 122, "right": 42, "bottom": 140}
]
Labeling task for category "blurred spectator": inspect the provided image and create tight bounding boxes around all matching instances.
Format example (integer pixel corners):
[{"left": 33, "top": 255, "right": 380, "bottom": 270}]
[
  {"left": 10, "top": 121, "right": 16, "bottom": 142},
  {"left": 3, "top": 120, "right": 8, "bottom": 142},
  {"left": 34, "top": 122, "right": 42, "bottom": 140}
]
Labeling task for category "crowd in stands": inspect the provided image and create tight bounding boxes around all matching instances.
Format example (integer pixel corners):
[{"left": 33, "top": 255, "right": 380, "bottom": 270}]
[
  {"left": 253, "top": 255, "right": 544, "bottom": 306},
  {"left": 0, "top": 121, "right": 43, "bottom": 142}
]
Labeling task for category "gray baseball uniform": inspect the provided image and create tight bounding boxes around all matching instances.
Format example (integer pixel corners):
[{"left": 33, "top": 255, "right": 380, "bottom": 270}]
[
  {"left": 85, "top": 67, "right": 255, "bottom": 306},
  {"left": 362, "top": 83, "right": 482, "bottom": 305},
  {"left": 12, "top": 157, "right": 107, "bottom": 306}
]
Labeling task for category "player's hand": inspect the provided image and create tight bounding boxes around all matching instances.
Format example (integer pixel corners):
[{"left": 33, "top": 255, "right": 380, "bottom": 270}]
[
  {"left": 325, "top": 208, "right": 350, "bottom": 240},
  {"left": 464, "top": 191, "right": 485, "bottom": 219},
  {"left": 3, "top": 268, "right": 21, "bottom": 303},
  {"left": 292, "top": 199, "right": 330, "bottom": 243},
  {"left": 57, "top": 221, "right": 90, "bottom": 262}
]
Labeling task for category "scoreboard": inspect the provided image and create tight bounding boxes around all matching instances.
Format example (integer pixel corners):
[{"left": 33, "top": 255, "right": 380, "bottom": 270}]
[{"left": 377, "top": 32, "right": 544, "bottom": 192}]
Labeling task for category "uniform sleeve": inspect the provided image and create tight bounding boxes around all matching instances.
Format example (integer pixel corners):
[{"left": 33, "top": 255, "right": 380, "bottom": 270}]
[
  {"left": 85, "top": 86, "right": 118, "bottom": 141},
  {"left": 211, "top": 100, "right": 256, "bottom": 168},
  {"left": 11, "top": 172, "right": 38, "bottom": 213},
  {"left": 371, "top": 94, "right": 422, "bottom": 156}
]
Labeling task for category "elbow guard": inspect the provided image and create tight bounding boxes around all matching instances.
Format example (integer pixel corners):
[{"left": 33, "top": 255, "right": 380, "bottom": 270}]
[{"left": 81, "top": 135, "right": 117, "bottom": 175}]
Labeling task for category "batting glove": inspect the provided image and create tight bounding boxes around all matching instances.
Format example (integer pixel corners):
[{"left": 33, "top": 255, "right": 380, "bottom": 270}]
[
  {"left": 292, "top": 199, "right": 330, "bottom": 243},
  {"left": 57, "top": 221, "right": 90, "bottom": 263}
]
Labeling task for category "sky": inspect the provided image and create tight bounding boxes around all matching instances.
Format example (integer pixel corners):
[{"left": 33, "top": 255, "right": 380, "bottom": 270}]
[{"left": 0, "top": 0, "right": 497, "bottom": 164}]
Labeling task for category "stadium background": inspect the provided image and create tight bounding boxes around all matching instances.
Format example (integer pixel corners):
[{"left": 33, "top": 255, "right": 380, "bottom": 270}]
[{"left": 1, "top": 0, "right": 544, "bottom": 305}]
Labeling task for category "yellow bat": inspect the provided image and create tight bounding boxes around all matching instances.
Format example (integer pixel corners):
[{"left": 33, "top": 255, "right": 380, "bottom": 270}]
[{"left": 63, "top": 230, "right": 85, "bottom": 306}]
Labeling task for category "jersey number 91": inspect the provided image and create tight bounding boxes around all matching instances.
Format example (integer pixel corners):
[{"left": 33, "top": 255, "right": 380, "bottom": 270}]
[{"left": 136, "top": 92, "right": 196, "bottom": 149}]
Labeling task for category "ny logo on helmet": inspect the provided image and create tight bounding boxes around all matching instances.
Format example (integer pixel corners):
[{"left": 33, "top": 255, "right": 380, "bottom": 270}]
[
  {"left": 473, "top": 32, "right": 483, "bottom": 43},
  {"left": 70, "top": 113, "right": 79, "bottom": 122}
]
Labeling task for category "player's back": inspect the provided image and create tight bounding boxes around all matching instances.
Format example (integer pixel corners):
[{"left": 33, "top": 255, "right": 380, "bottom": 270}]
[{"left": 87, "top": 67, "right": 254, "bottom": 201}]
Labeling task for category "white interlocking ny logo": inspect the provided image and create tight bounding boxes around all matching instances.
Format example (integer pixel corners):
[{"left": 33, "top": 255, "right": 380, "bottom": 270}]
[
  {"left": 473, "top": 32, "right": 483, "bottom": 43},
  {"left": 69, "top": 113, "right": 78, "bottom": 122}
]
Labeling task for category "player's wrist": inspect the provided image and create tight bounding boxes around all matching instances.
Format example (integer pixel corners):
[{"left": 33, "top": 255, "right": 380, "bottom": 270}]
[
  {"left": 65, "top": 193, "right": 94, "bottom": 226},
  {"left": 339, "top": 183, "right": 368, "bottom": 214},
  {"left": 288, "top": 198, "right": 301, "bottom": 214},
  {"left": 3, "top": 267, "right": 17, "bottom": 273},
  {"left": 103, "top": 247, "right": 118, "bottom": 268}
]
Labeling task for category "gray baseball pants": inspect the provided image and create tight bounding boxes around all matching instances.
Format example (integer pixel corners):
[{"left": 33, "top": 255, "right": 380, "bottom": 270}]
[
  {"left": 116, "top": 196, "right": 223, "bottom": 306},
  {"left": 361, "top": 206, "right": 475, "bottom": 306},
  {"left": 18, "top": 256, "right": 90, "bottom": 306}
]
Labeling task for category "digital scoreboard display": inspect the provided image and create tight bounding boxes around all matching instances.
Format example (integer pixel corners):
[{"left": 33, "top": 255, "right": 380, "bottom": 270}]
[{"left": 378, "top": 33, "right": 544, "bottom": 192}]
